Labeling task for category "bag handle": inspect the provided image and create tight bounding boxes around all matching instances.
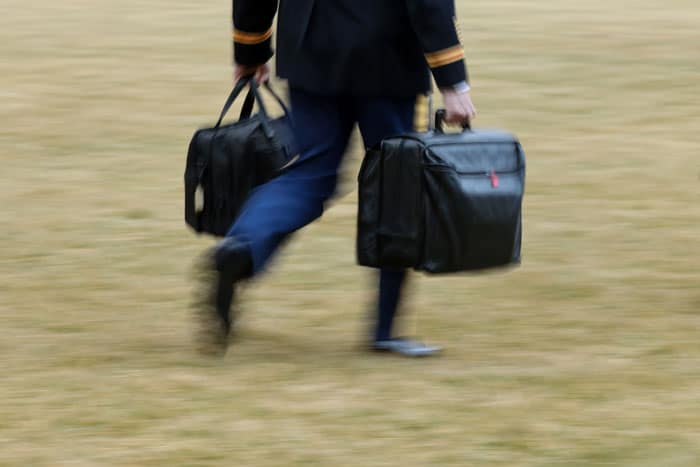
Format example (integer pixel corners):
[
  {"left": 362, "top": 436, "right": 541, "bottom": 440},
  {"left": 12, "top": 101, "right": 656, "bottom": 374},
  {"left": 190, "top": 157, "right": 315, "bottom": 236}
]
[
  {"left": 238, "top": 80, "right": 293, "bottom": 123},
  {"left": 434, "top": 109, "right": 471, "bottom": 133},
  {"left": 261, "top": 81, "right": 292, "bottom": 119},
  {"left": 239, "top": 87, "right": 256, "bottom": 120},
  {"left": 215, "top": 77, "right": 251, "bottom": 128},
  {"left": 215, "top": 76, "right": 277, "bottom": 129},
  {"left": 215, "top": 78, "right": 293, "bottom": 138}
]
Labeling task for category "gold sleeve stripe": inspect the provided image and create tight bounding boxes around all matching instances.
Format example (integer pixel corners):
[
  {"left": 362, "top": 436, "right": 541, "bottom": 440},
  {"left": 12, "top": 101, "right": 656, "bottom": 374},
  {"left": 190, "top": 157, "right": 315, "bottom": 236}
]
[
  {"left": 425, "top": 46, "right": 465, "bottom": 68},
  {"left": 414, "top": 94, "right": 429, "bottom": 132},
  {"left": 233, "top": 28, "right": 273, "bottom": 45}
]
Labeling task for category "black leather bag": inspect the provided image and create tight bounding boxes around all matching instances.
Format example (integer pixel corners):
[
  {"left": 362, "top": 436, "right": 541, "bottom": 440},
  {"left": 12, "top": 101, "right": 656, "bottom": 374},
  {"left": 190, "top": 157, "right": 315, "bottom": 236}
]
[
  {"left": 184, "top": 77, "right": 297, "bottom": 236},
  {"left": 357, "top": 111, "right": 526, "bottom": 273}
]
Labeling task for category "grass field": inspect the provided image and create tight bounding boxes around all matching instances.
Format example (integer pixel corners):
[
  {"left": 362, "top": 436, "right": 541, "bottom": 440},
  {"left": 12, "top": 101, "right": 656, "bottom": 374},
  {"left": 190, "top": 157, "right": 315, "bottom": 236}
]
[{"left": 2, "top": 0, "right": 700, "bottom": 465}]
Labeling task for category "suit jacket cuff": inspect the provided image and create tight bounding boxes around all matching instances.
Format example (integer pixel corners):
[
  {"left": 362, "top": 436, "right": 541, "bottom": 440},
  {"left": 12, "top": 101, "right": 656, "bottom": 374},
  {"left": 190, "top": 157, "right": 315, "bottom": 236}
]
[
  {"left": 233, "top": 28, "right": 274, "bottom": 65},
  {"left": 431, "top": 60, "right": 468, "bottom": 89}
]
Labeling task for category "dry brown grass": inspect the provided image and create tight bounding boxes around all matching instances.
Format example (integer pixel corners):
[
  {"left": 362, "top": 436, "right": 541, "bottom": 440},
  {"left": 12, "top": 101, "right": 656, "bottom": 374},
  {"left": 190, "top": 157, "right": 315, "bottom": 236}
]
[{"left": 2, "top": 0, "right": 700, "bottom": 465}]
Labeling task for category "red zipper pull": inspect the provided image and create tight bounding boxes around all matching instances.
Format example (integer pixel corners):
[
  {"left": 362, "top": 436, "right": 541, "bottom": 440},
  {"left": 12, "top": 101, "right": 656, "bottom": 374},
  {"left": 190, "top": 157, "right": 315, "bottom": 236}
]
[{"left": 490, "top": 170, "right": 499, "bottom": 188}]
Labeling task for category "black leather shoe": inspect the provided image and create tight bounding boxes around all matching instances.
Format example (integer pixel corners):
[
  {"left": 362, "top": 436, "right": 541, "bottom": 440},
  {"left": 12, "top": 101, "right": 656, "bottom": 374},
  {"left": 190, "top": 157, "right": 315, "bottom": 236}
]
[
  {"left": 193, "top": 238, "right": 252, "bottom": 356},
  {"left": 372, "top": 338, "right": 442, "bottom": 357}
]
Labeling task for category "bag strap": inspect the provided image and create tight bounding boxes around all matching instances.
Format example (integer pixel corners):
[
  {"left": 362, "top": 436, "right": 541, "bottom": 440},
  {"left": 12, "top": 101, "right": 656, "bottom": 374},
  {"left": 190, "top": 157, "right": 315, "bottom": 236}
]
[
  {"left": 239, "top": 87, "right": 256, "bottom": 120},
  {"left": 261, "top": 81, "right": 292, "bottom": 120},
  {"left": 238, "top": 80, "right": 293, "bottom": 123},
  {"left": 215, "top": 77, "right": 251, "bottom": 128},
  {"left": 215, "top": 77, "right": 294, "bottom": 139}
]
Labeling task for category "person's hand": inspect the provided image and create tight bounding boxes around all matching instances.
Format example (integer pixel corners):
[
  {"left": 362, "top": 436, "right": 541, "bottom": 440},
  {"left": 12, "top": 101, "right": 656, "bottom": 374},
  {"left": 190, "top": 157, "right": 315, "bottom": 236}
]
[
  {"left": 234, "top": 63, "right": 270, "bottom": 83},
  {"left": 441, "top": 88, "right": 477, "bottom": 126}
]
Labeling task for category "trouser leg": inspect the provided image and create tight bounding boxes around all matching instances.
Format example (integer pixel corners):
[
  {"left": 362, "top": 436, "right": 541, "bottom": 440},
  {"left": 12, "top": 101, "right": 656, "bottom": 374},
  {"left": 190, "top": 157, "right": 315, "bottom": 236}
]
[
  {"left": 375, "top": 269, "right": 408, "bottom": 341},
  {"left": 356, "top": 96, "right": 417, "bottom": 341},
  {"left": 226, "top": 90, "right": 354, "bottom": 274}
]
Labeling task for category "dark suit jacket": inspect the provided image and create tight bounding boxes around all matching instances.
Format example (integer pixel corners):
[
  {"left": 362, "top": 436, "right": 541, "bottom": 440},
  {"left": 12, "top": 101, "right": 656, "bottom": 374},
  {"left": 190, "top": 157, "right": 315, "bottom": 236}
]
[{"left": 233, "top": 0, "right": 468, "bottom": 97}]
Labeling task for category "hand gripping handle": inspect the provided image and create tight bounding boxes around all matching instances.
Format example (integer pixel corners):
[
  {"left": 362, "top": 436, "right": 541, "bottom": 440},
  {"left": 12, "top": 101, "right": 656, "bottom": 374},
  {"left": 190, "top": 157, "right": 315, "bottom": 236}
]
[{"left": 434, "top": 109, "right": 471, "bottom": 133}]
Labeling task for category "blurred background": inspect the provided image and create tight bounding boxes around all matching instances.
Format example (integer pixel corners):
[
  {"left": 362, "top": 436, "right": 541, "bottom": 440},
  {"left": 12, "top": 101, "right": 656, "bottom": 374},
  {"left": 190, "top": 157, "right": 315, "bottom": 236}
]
[{"left": 1, "top": 0, "right": 699, "bottom": 465}]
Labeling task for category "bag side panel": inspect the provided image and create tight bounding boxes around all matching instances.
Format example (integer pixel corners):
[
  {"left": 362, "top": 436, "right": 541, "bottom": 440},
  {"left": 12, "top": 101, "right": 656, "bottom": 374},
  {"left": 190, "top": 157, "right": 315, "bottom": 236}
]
[
  {"left": 357, "top": 148, "right": 382, "bottom": 267},
  {"left": 421, "top": 142, "right": 524, "bottom": 272},
  {"left": 184, "top": 131, "right": 203, "bottom": 232},
  {"left": 376, "top": 139, "right": 424, "bottom": 269},
  {"left": 185, "top": 128, "right": 216, "bottom": 233},
  {"left": 511, "top": 143, "right": 527, "bottom": 264}
]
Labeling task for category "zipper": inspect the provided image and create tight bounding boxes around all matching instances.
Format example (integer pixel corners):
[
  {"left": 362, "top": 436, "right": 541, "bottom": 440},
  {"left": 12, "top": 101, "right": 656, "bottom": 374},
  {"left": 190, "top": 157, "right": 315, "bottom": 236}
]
[{"left": 424, "top": 164, "right": 509, "bottom": 189}]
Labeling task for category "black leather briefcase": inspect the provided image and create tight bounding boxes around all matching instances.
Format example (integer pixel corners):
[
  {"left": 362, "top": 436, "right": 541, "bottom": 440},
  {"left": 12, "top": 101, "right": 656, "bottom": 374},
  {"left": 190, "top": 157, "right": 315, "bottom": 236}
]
[
  {"left": 357, "top": 110, "right": 526, "bottom": 273},
  {"left": 184, "top": 77, "right": 297, "bottom": 237}
]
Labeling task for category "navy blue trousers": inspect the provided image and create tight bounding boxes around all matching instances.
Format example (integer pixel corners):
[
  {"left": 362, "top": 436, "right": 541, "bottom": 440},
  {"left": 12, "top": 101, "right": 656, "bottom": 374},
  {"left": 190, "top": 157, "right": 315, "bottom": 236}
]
[{"left": 227, "top": 88, "right": 415, "bottom": 341}]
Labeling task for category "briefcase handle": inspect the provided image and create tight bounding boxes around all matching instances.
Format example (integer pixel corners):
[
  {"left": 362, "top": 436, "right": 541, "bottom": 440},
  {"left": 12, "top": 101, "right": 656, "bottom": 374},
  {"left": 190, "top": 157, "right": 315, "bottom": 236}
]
[{"left": 434, "top": 109, "right": 471, "bottom": 133}]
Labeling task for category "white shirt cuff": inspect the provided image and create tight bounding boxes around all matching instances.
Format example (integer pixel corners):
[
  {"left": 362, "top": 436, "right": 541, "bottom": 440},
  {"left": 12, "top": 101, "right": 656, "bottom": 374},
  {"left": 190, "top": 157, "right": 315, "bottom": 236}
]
[{"left": 452, "top": 81, "right": 471, "bottom": 94}]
